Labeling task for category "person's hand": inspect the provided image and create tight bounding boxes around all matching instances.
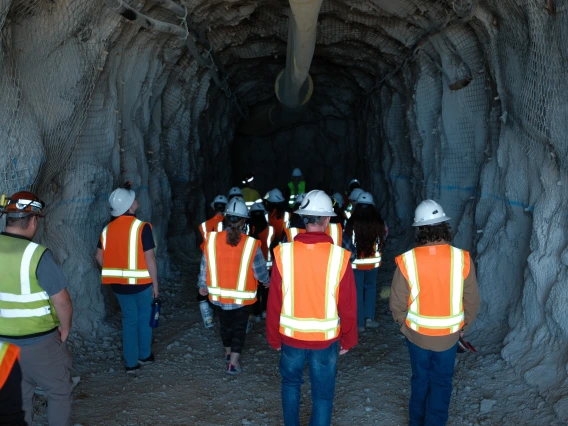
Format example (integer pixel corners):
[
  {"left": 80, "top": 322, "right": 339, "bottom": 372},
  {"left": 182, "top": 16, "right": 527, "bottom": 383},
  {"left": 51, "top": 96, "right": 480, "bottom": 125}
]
[
  {"left": 152, "top": 284, "right": 159, "bottom": 299},
  {"left": 199, "top": 287, "right": 209, "bottom": 296},
  {"left": 58, "top": 326, "right": 70, "bottom": 343},
  {"left": 339, "top": 347, "right": 349, "bottom": 355}
]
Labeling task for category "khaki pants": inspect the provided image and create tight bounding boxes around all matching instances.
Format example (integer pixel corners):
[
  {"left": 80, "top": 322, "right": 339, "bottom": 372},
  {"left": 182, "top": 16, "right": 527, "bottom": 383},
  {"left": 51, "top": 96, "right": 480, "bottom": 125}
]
[{"left": 19, "top": 331, "right": 73, "bottom": 426}]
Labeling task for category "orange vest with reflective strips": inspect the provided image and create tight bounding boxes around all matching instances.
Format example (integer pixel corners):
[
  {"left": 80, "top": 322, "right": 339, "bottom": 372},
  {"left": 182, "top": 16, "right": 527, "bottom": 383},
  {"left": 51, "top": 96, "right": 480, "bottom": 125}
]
[
  {"left": 253, "top": 226, "right": 275, "bottom": 268},
  {"left": 100, "top": 216, "right": 152, "bottom": 285},
  {"left": 269, "top": 210, "right": 290, "bottom": 242},
  {"left": 351, "top": 231, "right": 382, "bottom": 270},
  {"left": 0, "top": 341, "right": 19, "bottom": 389},
  {"left": 199, "top": 215, "right": 224, "bottom": 251},
  {"left": 205, "top": 231, "right": 260, "bottom": 306},
  {"left": 274, "top": 241, "right": 351, "bottom": 342},
  {"left": 325, "top": 223, "right": 342, "bottom": 246},
  {"left": 283, "top": 227, "right": 306, "bottom": 243},
  {"left": 395, "top": 244, "right": 470, "bottom": 336}
]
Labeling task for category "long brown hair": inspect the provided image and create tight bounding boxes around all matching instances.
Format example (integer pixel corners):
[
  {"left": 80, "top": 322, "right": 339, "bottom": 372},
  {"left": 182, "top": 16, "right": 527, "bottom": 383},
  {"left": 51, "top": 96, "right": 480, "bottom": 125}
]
[
  {"left": 345, "top": 203, "right": 385, "bottom": 258},
  {"left": 225, "top": 217, "right": 246, "bottom": 246}
]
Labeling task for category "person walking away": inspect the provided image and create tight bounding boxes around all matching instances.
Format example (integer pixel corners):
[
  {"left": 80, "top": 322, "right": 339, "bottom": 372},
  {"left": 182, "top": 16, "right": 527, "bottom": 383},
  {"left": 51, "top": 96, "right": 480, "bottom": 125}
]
[
  {"left": 330, "top": 192, "right": 347, "bottom": 226},
  {"left": 389, "top": 200, "right": 480, "bottom": 426},
  {"left": 285, "top": 168, "right": 306, "bottom": 209},
  {"left": 198, "top": 195, "right": 228, "bottom": 251},
  {"left": 344, "top": 192, "right": 386, "bottom": 332},
  {"left": 198, "top": 198, "right": 270, "bottom": 374},
  {"left": 95, "top": 182, "right": 159, "bottom": 375},
  {"left": 241, "top": 173, "right": 262, "bottom": 209},
  {"left": 345, "top": 187, "right": 364, "bottom": 219},
  {"left": 344, "top": 179, "right": 361, "bottom": 200},
  {"left": 266, "top": 190, "right": 358, "bottom": 426},
  {"left": 249, "top": 202, "right": 275, "bottom": 321},
  {"left": 266, "top": 189, "right": 289, "bottom": 244},
  {"left": 0, "top": 341, "right": 26, "bottom": 425},
  {"left": 0, "top": 191, "right": 73, "bottom": 425}
]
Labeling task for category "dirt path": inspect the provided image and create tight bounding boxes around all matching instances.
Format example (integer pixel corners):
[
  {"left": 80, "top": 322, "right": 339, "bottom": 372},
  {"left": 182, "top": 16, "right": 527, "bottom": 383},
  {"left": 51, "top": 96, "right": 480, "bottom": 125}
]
[{"left": 31, "top": 242, "right": 561, "bottom": 426}]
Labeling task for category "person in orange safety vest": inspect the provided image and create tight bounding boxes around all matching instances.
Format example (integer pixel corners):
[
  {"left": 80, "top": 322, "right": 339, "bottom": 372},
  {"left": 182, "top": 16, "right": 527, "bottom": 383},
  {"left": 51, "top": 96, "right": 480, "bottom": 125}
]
[
  {"left": 198, "top": 198, "right": 270, "bottom": 375},
  {"left": 96, "top": 182, "right": 159, "bottom": 375},
  {"left": 389, "top": 199, "right": 480, "bottom": 426},
  {"left": 0, "top": 341, "right": 25, "bottom": 425},
  {"left": 266, "top": 190, "right": 357, "bottom": 426},
  {"left": 198, "top": 194, "right": 228, "bottom": 251}
]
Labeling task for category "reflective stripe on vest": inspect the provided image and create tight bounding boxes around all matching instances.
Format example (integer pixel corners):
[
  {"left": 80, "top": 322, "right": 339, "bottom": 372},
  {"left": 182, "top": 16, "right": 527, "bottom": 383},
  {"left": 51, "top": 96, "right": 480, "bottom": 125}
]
[
  {"left": 200, "top": 222, "right": 207, "bottom": 237},
  {"left": 206, "top": 233, "right": 257, "bottom": 304},
  {"left": 216, "top": 221, "right": 223, "bottom": 232},
  {"left": 245, "top": 201, "right": 255, "bottom": 209},
  {"left": 326, "top": 223, "right": 342, "bottom": 246},
  {"left": 279, "top": 243, "right": 344, "bottom": 340},
  {"left": 402, "top": 247, "right": 465, "bottom": 333},
  {"left": 266, "top": 226, "right": 274, "bottom": 267},
  {"left": 288, "top": 182, "right": 306, "bottom": 207},
  {"left": 0, "top": 341, "right": 19, "bottom": 389},
  {"left": 101, "top": 219, "right": 151, "bottom": 284},
  {"left": 351, "top": 231, "right": 381, "bottom": 269}
]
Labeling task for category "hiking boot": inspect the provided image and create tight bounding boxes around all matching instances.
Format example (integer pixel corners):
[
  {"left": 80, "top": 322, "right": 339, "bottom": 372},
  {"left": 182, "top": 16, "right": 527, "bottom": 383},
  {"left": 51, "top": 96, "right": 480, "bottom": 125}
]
[
  {"left": 138, "top": 354, "right": 155, "bottom": 365},
  {"left": 365, "top": 319, "right": 379, "bottom": 328},
  {"left": 226, "top": 363, "right": 242, "bottom": 375},
  {"left": 125, "top": 364, "right": 140, "bottom": 375}
]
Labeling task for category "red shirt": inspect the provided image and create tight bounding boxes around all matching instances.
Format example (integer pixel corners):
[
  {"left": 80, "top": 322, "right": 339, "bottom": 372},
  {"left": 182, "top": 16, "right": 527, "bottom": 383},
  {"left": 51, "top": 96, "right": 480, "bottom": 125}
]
[{"left": 266, "top": 232, "right": 358, "bottom": 351}]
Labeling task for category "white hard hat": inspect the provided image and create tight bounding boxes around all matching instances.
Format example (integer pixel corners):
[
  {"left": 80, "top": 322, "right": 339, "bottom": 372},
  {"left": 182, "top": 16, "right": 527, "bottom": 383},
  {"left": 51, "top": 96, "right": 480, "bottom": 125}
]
[
  {"left": 294, "top": 193, "right": 306, "bottom": 205},
  {"left": 295, "top": 190, "right": 336, "bottom": 217},
  {"left": 412, "top": 200, "right": 450, "bottom": 227},
  {"left": 109, "top": 188, "right": 135, "bottom": 217},
  {"left": 291, "top": 168, "right": 302, "bottom": 177},
  {"left": 228, "top": 187, "right": 243, "bottom": 197},
  {"left": 250, "top": 202, "right": 266, "bottom": 213},
  {"left": 348, "top": 188, "right": 364, "bottom": 202},
  {"left": 332, "top": 192, "right": 344, "bottom": 208},
  {"left": 349, "top": 178, "right": 360, "bottom": 186},
  {"left": 357, "top": 192, "right": 375, "bottom": 206},
  {"left": 224, "top": 198, "right": 249, "bottom": 219},
  {"left": 210, "top": 195, "right": 228, "bottom": 209},
  {"left": 266, "top": 188, "right": 285, "bottom": 203}
]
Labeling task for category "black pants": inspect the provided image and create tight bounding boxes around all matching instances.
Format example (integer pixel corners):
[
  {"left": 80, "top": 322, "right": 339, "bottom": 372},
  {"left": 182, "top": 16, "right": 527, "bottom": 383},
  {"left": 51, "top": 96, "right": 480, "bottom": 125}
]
[
  {"left": 0, "top": 360, "right": 27, "bottom": 426},
  {"left": 219, "top": 306, "right": 250, "bottom": 354},
  {"left": 253, "top": 284, "right": 269, "bottom": 316}
]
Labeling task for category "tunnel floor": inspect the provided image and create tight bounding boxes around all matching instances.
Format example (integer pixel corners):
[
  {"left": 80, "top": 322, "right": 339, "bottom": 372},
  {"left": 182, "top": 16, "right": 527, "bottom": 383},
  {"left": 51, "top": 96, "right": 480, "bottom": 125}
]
[{"left": 31, "top": 238, "right": 560, "bottom": 425}]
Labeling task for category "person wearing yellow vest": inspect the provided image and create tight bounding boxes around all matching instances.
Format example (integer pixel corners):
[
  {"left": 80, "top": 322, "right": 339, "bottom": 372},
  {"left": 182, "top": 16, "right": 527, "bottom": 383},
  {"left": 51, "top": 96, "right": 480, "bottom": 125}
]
[
  {"left": 95, "top": 183, "right": 159, "bottom": 375},
  {"left": 344, "top": 192, "right": 387, "bottom": 332},
  {"left": 285, "top": 168, "right": 306, "bottom": 208},
  {"left": 389, "top": 200, "right": 480, "bottom": 426},
  {"left": 240, "top": 173, "right": 262, "bottom": 209},
  {"left": 266, "top": 190, "right": 357, "bottom": 426},
  {"left": 0, "top": 191, "right": 73, "bottom": 425},
  {"left": 198, "top": 194, "right": 228, "bottom": 251},
  {"left": 0, "top": 341, "right": 25, "bottom": 425},
  {"left": 198, "top": 198, "right": 270, "bottom": 375}
]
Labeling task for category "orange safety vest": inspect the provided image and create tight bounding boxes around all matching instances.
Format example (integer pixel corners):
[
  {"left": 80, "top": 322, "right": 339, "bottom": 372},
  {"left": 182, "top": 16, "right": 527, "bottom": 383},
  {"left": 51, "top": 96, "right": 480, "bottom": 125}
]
[
  {"left": 351, "top": 231, "right": 382, "bottom": 270},
  {"left": 199, "top": 215, "right": 224, "bottom": 251},
  {"left": 100, "top": 216, "right": 152, "bottom": 285},
  {"left": 269, "top": 210, "right": 290, "bottom": 242},
  {"left": 395, "top": 244, "right": 469, "bottom": 336},
  {"left": 0, "top": 341, "right": 19, "bottom": 389},
  {"left": 274, "top": 241, "right": 350, "bottom": 342},
  {"left": 205, "top": 231, "right": 260, "bottom": 306},
  {"left": 326, "top": 223, "right": 343, "bottom": 246},
  {"left": 254, "top": 226, "right": 275, "bottom": 268},
  {"left": 283, "top": 227, "right": 306, "bottom": 243}
]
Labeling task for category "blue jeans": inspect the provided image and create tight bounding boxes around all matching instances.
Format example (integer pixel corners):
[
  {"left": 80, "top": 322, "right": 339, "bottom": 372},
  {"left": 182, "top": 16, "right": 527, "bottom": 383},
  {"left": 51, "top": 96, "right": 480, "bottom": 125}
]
[
  {"left": 115, "top": 287, "right": 153, "bottom": 367},
  {"left": 280, "top": 341, "right": 338, "bottom": 426},
  {"left": 406, "top": 339, "right": 458, "bottom": 426},
  {"left": 353, "top": 268, "right": 379, "bottom": 328}
]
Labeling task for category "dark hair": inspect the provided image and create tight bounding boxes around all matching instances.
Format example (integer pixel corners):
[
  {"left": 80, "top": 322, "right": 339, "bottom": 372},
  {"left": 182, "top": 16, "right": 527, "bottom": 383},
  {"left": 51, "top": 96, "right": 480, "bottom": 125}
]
[
  {"left": 6, "top": 215, "right": 34, "bottom": 229},
  {"left": 330, "top": 204, "right": 345, "bottom": 224},
  {"left": 224, "top": 217, "right": 247, "bottom": 246},
  {"left": 213, "top": 203, "right": 226, "bottom": 213},
  {"left": 345, "top": 204, "right": 385, "bottom": 258},
  {"left": 415, "top": 222, "right": 452, "bottom": 246},
  {"left": 249, "top": 212, "right": 268, "bottom": 239},
  {"left": 267, "top": 201, "right": 287, "bottom": 220}
]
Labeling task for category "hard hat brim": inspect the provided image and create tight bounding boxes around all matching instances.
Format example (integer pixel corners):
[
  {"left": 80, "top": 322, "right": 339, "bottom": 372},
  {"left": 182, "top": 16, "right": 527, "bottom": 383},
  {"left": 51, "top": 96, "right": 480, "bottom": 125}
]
[
  {"left": 224, "top": 212, "right": 249, "bottom": 219},
  {"left": 294, "top": 208, "right": 337, "bottom": 217},
  {"left": 412, "top": 216, "right": 450, "bottom": 227}
]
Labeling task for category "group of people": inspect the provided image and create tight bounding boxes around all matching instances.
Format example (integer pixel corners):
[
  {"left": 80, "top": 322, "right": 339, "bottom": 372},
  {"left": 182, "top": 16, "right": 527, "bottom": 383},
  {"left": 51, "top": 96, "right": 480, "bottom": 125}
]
[{"left": 0, "top": 167, "right": 479, "bottom": 426}]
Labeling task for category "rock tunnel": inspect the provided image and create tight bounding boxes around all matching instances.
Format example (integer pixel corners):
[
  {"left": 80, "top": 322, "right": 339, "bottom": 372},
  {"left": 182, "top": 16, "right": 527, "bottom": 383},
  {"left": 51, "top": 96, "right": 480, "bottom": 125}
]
[{"left": 1, "top": 0, "right": 568, "bottom": 423}]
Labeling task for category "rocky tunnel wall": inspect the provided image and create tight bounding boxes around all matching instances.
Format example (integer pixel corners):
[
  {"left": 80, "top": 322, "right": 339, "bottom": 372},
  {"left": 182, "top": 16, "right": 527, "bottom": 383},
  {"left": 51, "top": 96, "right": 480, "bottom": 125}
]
[{"left": 1, "top": 0, "right": 568, "bottom": 418}]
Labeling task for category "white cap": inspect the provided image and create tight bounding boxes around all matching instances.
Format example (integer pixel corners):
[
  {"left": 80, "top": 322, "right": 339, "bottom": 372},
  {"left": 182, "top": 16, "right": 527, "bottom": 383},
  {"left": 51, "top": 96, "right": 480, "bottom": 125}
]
[
  {"left": 228, "top": 187, "right": 243, "bottom": 197},
  {"left": 224, "top": 198, "right": 249, "bottom": 219},
  {"left": 250, "top": 202, "right": 266, "bottom": 213},
  {"left": 349, "top": 178, "right": 360, "bottom": 186},
  {"left": 291, "top": 168, "right": 302, "bottom": 177},
  {"left": 348, "top": 188, "right": 364, "bottom": 202},
  {"left": 356, "top": 192, "right": 375, "bottom": 206},
  {"left": 412, "top": 200, "right": 450, "bottom": 227},
  {"left": 266, "top": 188, "right": 285, "bottom": 203},
  {"left": 109, "top": 188, "right": 135, "bottom": 217},
  {"left": 210, "top": 195, "right": 229, "bottom": 209},
  {"left": 332, "top": 192, "right": 344, "bottom": 208},
  {"left": 295, "top": 190, "right": 336, "bottom": 217}
]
